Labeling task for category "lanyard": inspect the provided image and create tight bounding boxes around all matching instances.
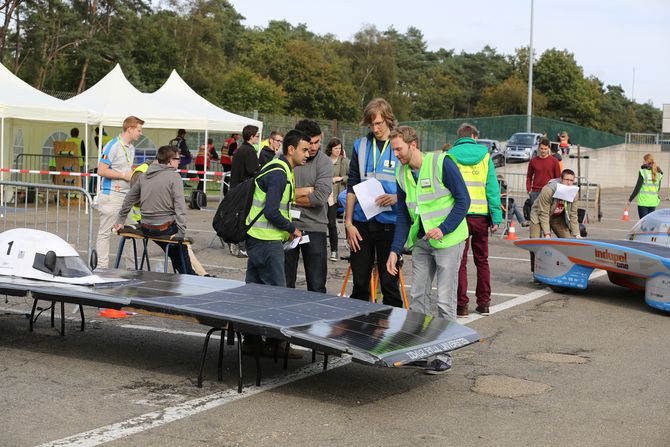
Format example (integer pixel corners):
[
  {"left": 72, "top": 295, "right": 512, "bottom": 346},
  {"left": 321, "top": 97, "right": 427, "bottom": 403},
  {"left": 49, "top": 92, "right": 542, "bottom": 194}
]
[
  {"left": 372, "top": 138, "right": 390, "bottom": 171},
  {"left": 118, "top": 136, "right": 131, "bottom": 166}
]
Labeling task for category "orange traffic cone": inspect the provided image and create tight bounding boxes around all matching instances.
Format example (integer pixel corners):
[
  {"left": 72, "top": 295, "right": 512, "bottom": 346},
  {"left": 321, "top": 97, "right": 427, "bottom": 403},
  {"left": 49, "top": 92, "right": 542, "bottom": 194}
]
[
  {"left": 98, "top": 308, "right": 129, "bottom": 319},
  {"left": 622, "top": 208, "right": 630, "bottom": 221},
  {"left": 506, "top": 221, "right": 518, "bottom": 240}
]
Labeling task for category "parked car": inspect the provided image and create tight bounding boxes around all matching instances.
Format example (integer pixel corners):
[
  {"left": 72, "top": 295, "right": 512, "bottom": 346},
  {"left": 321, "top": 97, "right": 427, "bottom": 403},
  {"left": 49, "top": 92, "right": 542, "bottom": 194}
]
[
  {"left": 505, "top": 132, "right": 543, "bottom": 162},
  {"left": 478, "top": 139, "right": 505, "bottom": 168}
]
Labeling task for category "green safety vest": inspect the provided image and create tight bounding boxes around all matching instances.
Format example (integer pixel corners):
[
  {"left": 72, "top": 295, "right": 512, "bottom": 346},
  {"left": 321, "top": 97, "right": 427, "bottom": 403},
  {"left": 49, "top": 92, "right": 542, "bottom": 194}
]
[
  {"left": 130, "top": 163, "right": 150, "bottom": 222},
  {"left": 637, "top": 169, "right": 663, "bottom": 207},
  {"left": 455, "top": 153, "right": 489, "bottom": 214},
  {"left": 246, "top": 158, "right": 294, "bottom": 241},
  {"left": 396, "top": 152, "right": 469, "bottom": 249}
]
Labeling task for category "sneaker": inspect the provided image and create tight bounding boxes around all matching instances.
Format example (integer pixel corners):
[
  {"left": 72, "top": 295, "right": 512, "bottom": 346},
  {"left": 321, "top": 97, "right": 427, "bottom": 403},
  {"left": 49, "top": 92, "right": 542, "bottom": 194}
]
[
  {"left": 330, "top": 251, "right": 338, "bottom": 262},
  {"left": 229, "top": 244, "right": 239, "bottom": 257},
  {"left": 237, "top": 250, "right": 248, "bottom": 258},
  {"left": 475, "top": 305, "right": 490, "bottom": 315},
  {"left": 457, "top": 305, "right": 469, "bottom": 317},
  {"left": 424, "top": 359, "right": 452, "bottom": 375},
  {"left": 521, "top": 221, "right": 530, "bottom": 227}
]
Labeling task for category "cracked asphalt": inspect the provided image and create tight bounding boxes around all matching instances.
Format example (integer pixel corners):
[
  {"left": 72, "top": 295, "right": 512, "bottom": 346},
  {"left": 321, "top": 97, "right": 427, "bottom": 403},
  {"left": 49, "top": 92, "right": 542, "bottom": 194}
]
[{"left": 1, "top": 188, "right": 669, "bottom": 446}]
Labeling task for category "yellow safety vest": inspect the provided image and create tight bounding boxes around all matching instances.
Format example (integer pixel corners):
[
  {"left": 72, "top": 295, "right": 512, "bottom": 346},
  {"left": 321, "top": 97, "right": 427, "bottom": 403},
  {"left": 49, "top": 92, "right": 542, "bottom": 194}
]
[
  {"left": 455, "top": 153, "right": 490, "bottom": 214},
  {"left": 246, "top": 158, "right": 294, "bottom": 241},
  {"left": 130, "top": 163, "right": 150, "bottom": 222},
  {"left": 637, "top": 169, "right": 663, "bottom": 207},
  {"left": 396, "top": 152, "right": 468, "bottom": 249}
]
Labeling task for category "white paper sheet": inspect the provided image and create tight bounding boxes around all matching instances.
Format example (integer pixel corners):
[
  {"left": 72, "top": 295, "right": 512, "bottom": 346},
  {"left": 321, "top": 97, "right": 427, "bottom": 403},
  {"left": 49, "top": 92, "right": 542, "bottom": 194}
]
[
  {"left": 552, "top": 183, "right": 579, "bottom": 202},
  {"left": 353, "top": 178, "right": 391, "bottom": 220},
  {"left": 283, "top": 234, "right": 310, "bottom": 250}
]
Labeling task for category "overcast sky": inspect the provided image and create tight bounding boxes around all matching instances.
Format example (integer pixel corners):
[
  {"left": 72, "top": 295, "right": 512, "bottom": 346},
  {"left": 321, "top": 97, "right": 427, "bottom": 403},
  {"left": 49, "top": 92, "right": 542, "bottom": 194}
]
[{"left": 228, "top": 0, "right": 669, "bottom": 109}]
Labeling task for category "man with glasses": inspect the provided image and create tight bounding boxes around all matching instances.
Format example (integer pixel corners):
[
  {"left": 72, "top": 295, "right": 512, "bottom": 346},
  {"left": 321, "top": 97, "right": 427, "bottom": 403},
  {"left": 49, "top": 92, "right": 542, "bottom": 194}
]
[
  {"left": 114, "top": 146, "right": 195, "bottom": 274},
  {"left": 229, "top": 125, "right": 260, "bottom": 257},
  {"left": 96, "top": 115, "right": 144, "bottom": 269},
  {"left": 259, "top": 130, "right": 284, "bottom": 168},
  {"left": 284, "top": 120, "right": 332, "bottom": 293},
  {"left": 528, "top": 169, "right": 581, "bottom": 273},
  {"left": 344, "top": 98, "right": 403, "bottom": 308}
]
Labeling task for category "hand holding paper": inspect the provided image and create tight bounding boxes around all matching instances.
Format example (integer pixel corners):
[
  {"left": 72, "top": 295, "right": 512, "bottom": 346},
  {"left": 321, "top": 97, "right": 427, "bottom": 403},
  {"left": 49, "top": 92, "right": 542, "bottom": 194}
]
[{"left": 353, "top": 178, "right": 392, "bottom": 220}]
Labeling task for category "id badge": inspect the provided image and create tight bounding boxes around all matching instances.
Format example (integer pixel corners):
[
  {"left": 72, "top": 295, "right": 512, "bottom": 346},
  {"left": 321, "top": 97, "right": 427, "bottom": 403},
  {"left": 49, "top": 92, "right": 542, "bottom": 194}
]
[
  {"left": 290, "top": 209, "right": 301, "bottom": 219},
  {"left": 383, "top": 160, "right": 396, "bottom": 169},
  {"left": 420, "top": 178, "right": 431, "bottom": 188}
]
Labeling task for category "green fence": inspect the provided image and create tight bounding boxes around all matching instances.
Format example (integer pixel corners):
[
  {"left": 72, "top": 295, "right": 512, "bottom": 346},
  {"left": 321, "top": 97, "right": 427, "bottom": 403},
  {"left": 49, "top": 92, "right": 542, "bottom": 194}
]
[{"left": 401, "top": 115, "right": 624, "bottom": 150}]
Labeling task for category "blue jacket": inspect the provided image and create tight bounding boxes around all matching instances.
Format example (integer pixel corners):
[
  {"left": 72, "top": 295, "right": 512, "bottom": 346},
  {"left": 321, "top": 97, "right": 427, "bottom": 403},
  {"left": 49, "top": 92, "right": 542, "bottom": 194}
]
[{"left": 346, "top": 132, "right": 399, "bottom": 224}]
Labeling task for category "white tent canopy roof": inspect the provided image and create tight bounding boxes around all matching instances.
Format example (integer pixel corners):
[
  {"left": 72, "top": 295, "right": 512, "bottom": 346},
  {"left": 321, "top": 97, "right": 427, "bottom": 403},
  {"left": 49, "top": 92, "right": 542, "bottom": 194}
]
[
  {"left": 151, "top": 70, "right": 261, "bottom": 132},
  {"left": 0, "top": 63, "right": 91, "bottom": 122},
  {"left": 66, "top": 64, "right": 260, "bottom": 132}
]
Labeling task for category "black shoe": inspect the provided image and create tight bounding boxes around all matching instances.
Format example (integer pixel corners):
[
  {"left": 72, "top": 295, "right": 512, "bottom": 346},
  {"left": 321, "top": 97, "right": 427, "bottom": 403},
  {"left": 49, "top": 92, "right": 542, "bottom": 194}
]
[
  {"left": 521, "top": 221, "right": 530, "bottom": 227},
  {"left": 424, "top": 359, "right": 452, "bottom": 375}
]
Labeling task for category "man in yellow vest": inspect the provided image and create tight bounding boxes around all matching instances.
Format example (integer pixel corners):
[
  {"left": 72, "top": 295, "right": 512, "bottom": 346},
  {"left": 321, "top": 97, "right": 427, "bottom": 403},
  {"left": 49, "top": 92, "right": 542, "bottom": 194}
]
[
  {"left": 386, "top": 126, "right": 470, "bottom": 374},
  {"left": 65, "top": 127, "right": 85, "bottom": 171},
  {"left": 245, "top": 129, "right": 310, "bottom": 286},
  {"left": 449, "top": 123, "right": 502, "bottom": 317}
]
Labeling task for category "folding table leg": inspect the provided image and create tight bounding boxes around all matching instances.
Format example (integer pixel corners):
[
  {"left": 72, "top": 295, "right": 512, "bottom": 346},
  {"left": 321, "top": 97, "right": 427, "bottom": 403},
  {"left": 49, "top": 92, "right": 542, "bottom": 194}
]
[
  {"left": 236, "top": 331, "right": 243, "bottom": 393},
  {"left": 197, "top": 327, "right": 220, "bottom": 388}
]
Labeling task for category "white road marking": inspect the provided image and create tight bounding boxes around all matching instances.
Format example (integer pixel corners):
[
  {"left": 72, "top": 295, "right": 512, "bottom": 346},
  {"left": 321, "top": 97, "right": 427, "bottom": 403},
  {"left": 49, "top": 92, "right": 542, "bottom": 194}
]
[{"left": 22, "top": 269, "right": 610, "bottom": 447}]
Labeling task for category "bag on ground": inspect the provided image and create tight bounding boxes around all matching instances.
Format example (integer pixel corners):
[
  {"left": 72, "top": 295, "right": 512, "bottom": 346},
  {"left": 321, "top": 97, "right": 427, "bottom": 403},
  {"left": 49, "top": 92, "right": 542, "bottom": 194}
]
[{"left": 188, "top": 190, "right": 207, "bottom": 210}]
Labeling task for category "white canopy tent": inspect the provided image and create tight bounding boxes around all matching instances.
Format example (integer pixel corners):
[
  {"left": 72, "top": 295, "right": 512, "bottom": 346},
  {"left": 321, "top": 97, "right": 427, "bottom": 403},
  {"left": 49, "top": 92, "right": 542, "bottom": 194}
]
[{"left": 0, "top": 63, "right": 94, "bottom": 188}]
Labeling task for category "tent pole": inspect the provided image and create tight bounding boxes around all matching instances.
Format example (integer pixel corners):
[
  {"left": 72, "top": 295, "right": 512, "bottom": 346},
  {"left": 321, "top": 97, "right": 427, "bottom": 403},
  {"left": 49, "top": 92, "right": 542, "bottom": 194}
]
[
  {"left": 84, "top": 121, "right": 89, "bottom": 213},
  {"left": 203, "top": 128, "right": 208, "bottom": 196}
]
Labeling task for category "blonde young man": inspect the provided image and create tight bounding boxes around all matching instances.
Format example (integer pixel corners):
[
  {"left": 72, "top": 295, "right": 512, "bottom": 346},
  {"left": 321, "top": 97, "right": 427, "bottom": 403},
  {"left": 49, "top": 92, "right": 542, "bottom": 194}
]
[
  {"left": 386, "top": 126, "right": 470, "bottom": 374},
  {"left": 96, "top": 116, "right": 144, "bottom": 269}
]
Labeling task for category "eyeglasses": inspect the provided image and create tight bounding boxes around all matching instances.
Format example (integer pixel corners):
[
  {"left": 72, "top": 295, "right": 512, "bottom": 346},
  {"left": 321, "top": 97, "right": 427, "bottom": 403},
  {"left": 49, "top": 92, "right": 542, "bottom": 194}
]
[{"left": 171, "top": 157, "right": 180, "bottom": 161}]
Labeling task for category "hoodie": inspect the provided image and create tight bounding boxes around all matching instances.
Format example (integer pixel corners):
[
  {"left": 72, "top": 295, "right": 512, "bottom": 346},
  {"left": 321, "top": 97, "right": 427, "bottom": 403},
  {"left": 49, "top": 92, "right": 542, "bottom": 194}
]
[
  {"left": 117, "top": 163, "right": 188, "bottom": 237},
  {"left": 448, "top": 137, "right": 502, "bottom": 225}
]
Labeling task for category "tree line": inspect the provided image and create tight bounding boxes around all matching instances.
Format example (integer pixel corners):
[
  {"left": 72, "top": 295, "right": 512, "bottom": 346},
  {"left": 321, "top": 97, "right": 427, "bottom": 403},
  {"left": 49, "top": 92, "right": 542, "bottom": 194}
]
[{"left": 0, "top": 0, "right": 661, "bottom": 135}]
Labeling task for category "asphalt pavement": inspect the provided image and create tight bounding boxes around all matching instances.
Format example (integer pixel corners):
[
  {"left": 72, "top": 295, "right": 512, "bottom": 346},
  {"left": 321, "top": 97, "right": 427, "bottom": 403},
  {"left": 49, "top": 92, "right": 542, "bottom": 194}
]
[{"left": 1, "top": 188, "right": 669, "bottom": 447}]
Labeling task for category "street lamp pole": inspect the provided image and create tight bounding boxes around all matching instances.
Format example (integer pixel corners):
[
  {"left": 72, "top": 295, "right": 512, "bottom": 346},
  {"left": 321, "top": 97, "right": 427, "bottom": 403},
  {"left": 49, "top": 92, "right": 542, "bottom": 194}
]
[{"left": 526, "top": 0, "right": 534, "bottom": 132}]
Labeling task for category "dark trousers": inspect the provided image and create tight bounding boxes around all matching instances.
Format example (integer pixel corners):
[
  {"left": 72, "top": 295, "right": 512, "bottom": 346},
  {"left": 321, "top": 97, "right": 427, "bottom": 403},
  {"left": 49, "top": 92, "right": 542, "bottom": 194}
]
[
  {"left": 285, "top": 230, "right": 327, "bottom": 293},
  {"left": 327, "top": 204, "right": 339, "bottom": 252},
  {"left": 246, "top": 237, "right": 286, "bottom": 286},
  {"left": 457, "top": 215, "right": 491, "bottom": 307},
  {"left": 195, "top": 163, "right": 205, "bottom": 192},
  {"left": 141, "top": 222, "right": 195, "bottom": 275},
  {"left": 349, "top": 221, "right": 402, "bottom": 308},
  {"left": 637, "top": 206, "right": 656, "bottom": 219}
]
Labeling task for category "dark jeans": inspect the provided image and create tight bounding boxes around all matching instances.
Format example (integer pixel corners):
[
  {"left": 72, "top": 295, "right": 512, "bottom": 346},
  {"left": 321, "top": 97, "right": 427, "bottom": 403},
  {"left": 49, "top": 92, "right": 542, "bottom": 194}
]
[
  {"left": 637, "top": 206, "right": 656, "bottom": 219},
  {"left": 141, "top": 222, "right": 195, "bottom": 275},
  {"left": 195, "top": 163, "right": 205, "bottom": 192},
  {"left": 284, "top": 230, "right": 327, "bottom": 293},
  {"left": 327, "top": 204, "right": 339, "bottom": 252},
  {"left": 349, "top": 221, "right": 402, "bottom": 308},
  {"left": 245, "top": 236, "right": 286, "bottom": 286},
  {"left": 457, "top": 215, "right": 491, "bottom": 307}
]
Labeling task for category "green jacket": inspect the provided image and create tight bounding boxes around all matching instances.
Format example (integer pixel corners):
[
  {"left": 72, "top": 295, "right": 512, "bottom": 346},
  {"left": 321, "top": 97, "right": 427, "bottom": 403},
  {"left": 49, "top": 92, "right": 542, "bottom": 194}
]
[{"left": 448, "top": 137, "right": 502, "bottom": 225}]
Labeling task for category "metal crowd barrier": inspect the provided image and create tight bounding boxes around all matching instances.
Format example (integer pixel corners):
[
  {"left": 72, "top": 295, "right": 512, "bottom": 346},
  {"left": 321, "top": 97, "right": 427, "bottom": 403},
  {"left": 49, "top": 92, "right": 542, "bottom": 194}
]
[{"left": 0, "top": 181, "right": 94, "bottom": 260}]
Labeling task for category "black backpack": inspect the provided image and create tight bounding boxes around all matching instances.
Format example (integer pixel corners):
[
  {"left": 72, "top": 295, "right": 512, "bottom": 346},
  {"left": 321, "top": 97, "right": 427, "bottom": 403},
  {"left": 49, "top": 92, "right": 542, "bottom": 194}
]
[
  {"left": 188, "top": 190, "right": 207, "bottom": 210},
  {"left": 212, "top": 177, "right": 263, "bottom": 244}
]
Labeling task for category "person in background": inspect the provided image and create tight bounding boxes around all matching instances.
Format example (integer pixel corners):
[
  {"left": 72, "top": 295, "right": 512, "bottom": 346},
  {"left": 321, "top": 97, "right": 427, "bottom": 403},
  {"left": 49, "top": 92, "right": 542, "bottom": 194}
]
[
  {"left": 284, "top": 120, "right": 332, "bottom": 293},
  {"left": 229, "top": 125, "right": 260, "bottom": 257},
  {"left": 559, "top": 131, "right": 571, "bottom": 155},
  {"left": 526, "top": 137, "right": 561, "bottom": 206},
  {"left": 96, "top": 115, "right": 144, "bottom": 269},
  {"left": 115, "top": 146, "right": 195, "bottom": 275},
  {"left": 66, "top": 127, "right": 86, "bottom": 161},
  {"left": 195, "top": 138, "right": 218, "bottom": 192},
  {"left": 259, "top": 131, "right": 284, "bottom": 168},
  {"left": 170, "top": 129, "right": 191, "bottom": 183},
  {"left": 627, "top": 153, "right": 664, "bottom": 219},
  {"left": 498, "top": 174, "right": 530, "bottom": 228},
  {"left": 325, "top": 137, "right": 348, "bottom": 261},
  {"left": 224, "top": 133, "right": 240, "bottom": 156},
  {"left": 449, "top": 123, "right": 502, "bottom": 317},
  {"left": 550, "top": 145, "right": 564, "bottom": 172}
]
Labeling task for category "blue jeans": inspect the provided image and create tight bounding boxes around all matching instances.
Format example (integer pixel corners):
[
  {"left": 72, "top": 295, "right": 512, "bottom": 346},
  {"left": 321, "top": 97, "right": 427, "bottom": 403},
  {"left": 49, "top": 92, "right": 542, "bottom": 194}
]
[
  {"left": 141, "top": 222, "right": 195, "bottom": 275},
  {"left": 245, "top": 237, "right": 286, "bottom": 286},
  {"left": 284, "top": 230, "right": 327, "bottom": 293},
  {"left": 637, "top": 206, "right": 656, "bottom": 219}
]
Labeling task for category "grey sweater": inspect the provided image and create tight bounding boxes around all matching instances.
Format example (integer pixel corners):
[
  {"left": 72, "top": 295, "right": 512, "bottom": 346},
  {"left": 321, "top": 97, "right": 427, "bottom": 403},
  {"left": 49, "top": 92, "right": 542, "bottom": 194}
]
[
  {"left": 293, "top": 150, "right": 332, "bottom": 232},
  {"left": 117, "top": 163, "right": 188, "bottom": 237}
]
